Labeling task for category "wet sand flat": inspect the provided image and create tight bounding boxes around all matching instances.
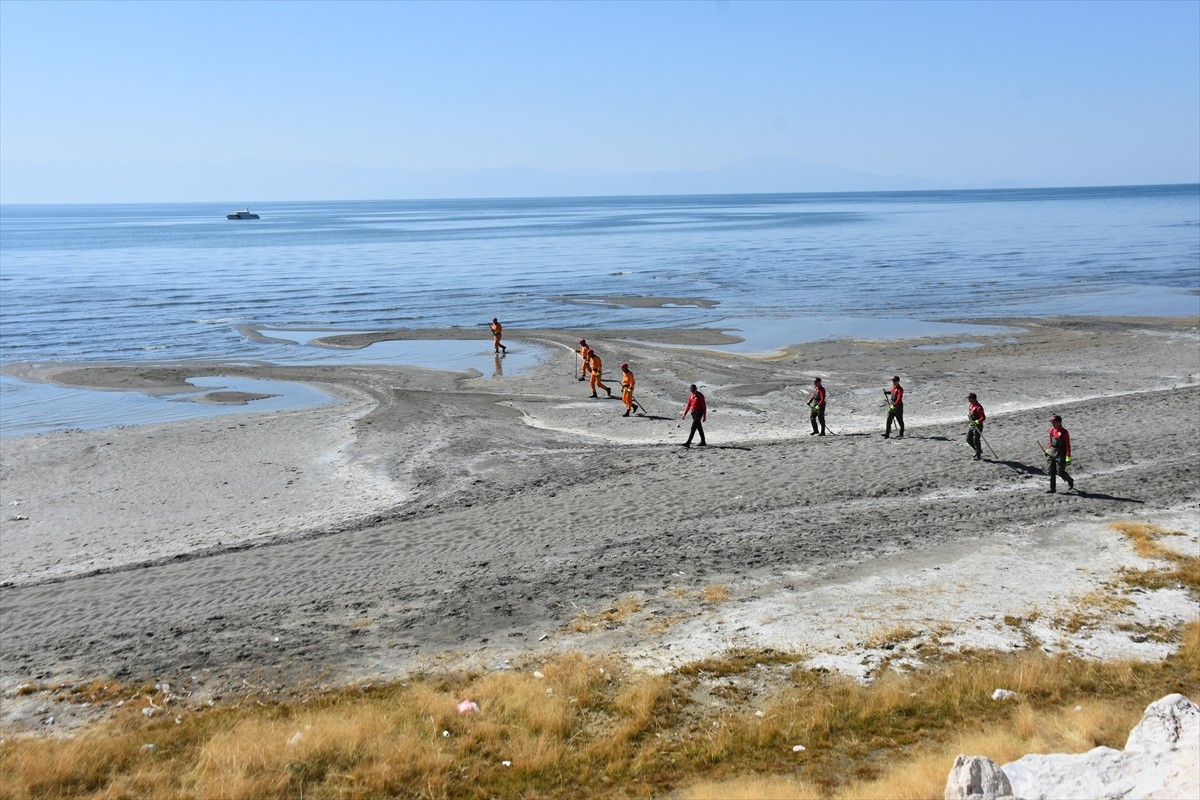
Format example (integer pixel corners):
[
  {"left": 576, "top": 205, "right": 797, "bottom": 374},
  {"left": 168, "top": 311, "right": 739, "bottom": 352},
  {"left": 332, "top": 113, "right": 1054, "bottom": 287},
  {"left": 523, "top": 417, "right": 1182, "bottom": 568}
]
[{"left": 1, "top": 316, "right": 1197, "bottom": 711}]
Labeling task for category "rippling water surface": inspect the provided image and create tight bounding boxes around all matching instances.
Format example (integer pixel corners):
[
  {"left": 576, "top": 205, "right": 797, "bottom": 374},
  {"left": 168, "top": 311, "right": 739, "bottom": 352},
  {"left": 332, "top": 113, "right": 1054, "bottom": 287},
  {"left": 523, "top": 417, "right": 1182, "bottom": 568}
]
[{"left": 2, "top": 185, "right": 1197, "bottom": 434}]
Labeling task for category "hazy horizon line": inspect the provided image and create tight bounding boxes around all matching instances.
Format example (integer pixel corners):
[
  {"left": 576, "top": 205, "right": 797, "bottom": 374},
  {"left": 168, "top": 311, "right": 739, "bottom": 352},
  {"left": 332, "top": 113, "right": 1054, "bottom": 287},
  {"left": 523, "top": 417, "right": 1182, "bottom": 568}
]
[
  {"left": 2, "top": 180, "right": 1197, "bottom": 208},
  {"left": 4, "top": 153, "right": 1196, "bottom": 206}
]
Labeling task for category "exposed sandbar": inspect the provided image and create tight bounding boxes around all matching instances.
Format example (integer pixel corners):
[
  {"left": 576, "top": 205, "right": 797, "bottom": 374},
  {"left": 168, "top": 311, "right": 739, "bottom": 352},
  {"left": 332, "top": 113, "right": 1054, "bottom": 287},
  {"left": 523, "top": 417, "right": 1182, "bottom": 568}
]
[{"left": 1, "top": 317, "right": 1197, "bottom": 714}]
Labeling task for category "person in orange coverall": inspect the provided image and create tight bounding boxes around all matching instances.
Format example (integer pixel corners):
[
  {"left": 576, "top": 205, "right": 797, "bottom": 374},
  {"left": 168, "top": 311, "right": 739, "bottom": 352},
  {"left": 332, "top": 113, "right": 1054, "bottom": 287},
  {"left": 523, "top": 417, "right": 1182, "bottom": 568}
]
[
  {"left": 575, "top": 338, "right": 592, "bottom": 381},
  {"left": 620, "top": 363, "right": 640, "bottom": 416},
  {"left": 588, "top": 350, "right": 611, "bottom": 398},
  {"left": 490, "top": 317, "right": 507, "bottom": 354}
]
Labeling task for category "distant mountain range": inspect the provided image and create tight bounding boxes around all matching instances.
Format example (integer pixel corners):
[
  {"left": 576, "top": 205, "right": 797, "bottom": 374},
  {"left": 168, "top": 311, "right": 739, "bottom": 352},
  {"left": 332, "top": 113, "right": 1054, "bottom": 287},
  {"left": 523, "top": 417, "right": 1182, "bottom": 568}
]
[{"left": 1, "top": 154, "right": 1017, "bottom": 204}]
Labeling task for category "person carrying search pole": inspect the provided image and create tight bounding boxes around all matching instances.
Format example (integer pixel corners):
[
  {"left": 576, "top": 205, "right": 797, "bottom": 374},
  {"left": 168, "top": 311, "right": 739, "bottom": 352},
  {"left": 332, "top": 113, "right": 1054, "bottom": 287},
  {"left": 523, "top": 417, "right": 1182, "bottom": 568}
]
[
  {"left": 1043, "top": 414, "right": 1075, "bottom": 493},
  {"left": 575, "top": 339, "right": 591, "bottom": 381},
  {"left": 587, "top": 350, "right": 611, "bottom": 398},
  {"left": 966, "top": 392, "right": 986, "bottom": 460},
  {"left": 808, "top": 377, "right": 827, "bottom": 436},
  {"left": 682, "top": 384, "right": 707, "bottom": 448},
  {"left": 620, "top": 363, "right": 641, "bottom": 417},
  {"left": 882, "top": 375, "right": 905, "bottom": 438}
]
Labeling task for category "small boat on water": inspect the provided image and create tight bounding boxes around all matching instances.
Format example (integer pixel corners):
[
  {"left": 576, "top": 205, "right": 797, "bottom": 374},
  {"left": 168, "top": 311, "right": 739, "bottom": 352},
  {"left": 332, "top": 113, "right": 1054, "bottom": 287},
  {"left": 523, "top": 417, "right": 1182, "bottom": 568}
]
[{"left": 226, "top": 209, "right": 260, "bottom": 220}]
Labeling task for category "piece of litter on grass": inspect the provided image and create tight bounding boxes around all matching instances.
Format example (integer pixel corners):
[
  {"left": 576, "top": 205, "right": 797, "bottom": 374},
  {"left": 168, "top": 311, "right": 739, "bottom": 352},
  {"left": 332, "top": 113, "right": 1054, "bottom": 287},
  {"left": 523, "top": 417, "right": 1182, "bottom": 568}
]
[
  {"left": 457, "top": 699, "right": 479, "bottom": 714},
  {"left": 502, "top": 760, "right": 512, "bottom": 767},
  {"left": 792, "top": 744, "right": 806, "bottom": 752},
  {"left": 755, "top": 710, "right": 765, "bottom": 717},
  {"left": 533, "top": 671, "right": 544, "bottom": 679},
  {"left": 992, "top": 689, "right": 1017, "bottom": 701},
  {"left": 442, "top": 730, "right": 450, "bottom": 738}
]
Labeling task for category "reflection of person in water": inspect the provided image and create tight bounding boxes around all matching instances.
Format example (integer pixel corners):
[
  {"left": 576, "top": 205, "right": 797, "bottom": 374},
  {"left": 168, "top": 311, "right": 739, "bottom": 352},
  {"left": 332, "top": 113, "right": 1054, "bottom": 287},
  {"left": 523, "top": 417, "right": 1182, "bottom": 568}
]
[{"left": 493, "top": 353, "right": 504, "bottom": 379}]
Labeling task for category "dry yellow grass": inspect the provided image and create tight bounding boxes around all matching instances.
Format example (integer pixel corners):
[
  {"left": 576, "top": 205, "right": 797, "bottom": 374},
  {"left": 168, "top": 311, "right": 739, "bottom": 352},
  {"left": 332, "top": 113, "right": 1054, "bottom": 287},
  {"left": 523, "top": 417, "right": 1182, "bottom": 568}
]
[
  {"left": 565, "top": 595, "right": 643, "bottom": 633},
  {"left": 2, "top": 625, "right": 1196, "bottom": 799},
  {"left": 1056, "top": 589, "right": 1135, "bottom": 633},
  {"left": 666, "top": 583, "right": 732, "bottom": 604},
  {"left": 863, "top": 624, "right": 919, "bottom": 649},
  {"left": 1112, "top": 520, "right": 1188, "bottom": 559},
  {"left": 1110, "top": 521, "right": 1200, "bottom": 594}
]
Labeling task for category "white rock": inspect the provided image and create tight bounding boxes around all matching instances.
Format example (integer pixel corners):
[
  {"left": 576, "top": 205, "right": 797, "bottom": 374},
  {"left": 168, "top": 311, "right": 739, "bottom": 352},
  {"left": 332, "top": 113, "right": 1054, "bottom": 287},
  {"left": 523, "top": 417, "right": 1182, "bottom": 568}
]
[
  {"left": 1001, "top": 694, "right": 1200, "bottom": 800},
  {"left": 944, "top": 754, "right": 1014, "bottom": 800},
  {"left": 1124, "top": 693, "right": 1198, "bottom": 754}
]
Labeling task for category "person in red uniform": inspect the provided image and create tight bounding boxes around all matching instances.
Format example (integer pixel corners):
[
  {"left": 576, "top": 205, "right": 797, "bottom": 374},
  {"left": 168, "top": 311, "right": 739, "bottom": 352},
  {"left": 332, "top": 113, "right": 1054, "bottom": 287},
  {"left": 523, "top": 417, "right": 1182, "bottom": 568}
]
[
  {"left": 682, "top": 384, "right": 707, "bottom": 447},
  {"left": 808, "top": 377, "right": 827, "bottom": 436},
  {"left": 883, "top": 376, "right": 905, "bottom": 438},
  {"left": 1045, "top": 414, "right": 1075, "bottom": 493},
  {"left": 966, "top": 392, "right": 986, "bottom": 460}
]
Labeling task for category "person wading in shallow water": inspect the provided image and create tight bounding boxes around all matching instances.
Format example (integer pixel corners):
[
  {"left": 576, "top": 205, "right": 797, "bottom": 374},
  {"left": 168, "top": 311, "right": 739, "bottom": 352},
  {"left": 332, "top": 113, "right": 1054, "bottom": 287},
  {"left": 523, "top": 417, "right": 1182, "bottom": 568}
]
[
  {"left": 490, "top": 317, "right": 507, "bottom": 354},
  {"left": 682, "top": 384, "right": 707, "bottom": 447},
  {"left": 809, "top": 377, "right": 827, "bottom": 436},
  {"left": 966, "top": 392, "right": 986, "bottom": 460},
  {"left": 1045, "top": 414, "right": 1075, "bottom": 493},
  {"left": 883, "top": 375, "right": 905, "bottom": 438}
]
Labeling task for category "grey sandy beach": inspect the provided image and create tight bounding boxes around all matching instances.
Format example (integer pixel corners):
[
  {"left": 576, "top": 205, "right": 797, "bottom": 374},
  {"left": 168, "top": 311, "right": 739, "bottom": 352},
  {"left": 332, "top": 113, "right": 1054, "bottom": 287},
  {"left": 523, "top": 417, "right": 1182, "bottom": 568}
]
[{"left": 1, "top": 316, "right": 1198, "bottom": 724}]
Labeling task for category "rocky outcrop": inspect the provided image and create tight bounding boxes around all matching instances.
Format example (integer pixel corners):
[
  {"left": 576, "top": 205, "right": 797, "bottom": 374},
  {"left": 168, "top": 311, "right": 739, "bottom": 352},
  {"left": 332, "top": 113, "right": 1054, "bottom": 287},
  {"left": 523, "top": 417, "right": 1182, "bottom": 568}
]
[
  {"left": 945, "top": 694, "right": 1199, "bottom": 800},
  {"left": 944, "top": 755, "right": 1015, "bottom": 799}
]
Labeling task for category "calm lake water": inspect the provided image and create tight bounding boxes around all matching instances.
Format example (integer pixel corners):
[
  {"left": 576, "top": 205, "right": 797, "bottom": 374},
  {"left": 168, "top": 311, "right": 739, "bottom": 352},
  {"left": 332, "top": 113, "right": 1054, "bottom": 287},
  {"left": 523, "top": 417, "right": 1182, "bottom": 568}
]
[{"left": 2, "top": 185, "right": 1197, "bottom": 435}]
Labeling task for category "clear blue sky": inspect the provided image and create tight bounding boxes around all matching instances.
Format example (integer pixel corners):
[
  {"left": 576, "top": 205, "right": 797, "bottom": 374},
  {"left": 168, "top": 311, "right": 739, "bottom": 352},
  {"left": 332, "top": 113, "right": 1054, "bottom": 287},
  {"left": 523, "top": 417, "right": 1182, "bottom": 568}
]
[{"left": 2, "top": 0, "right": 1197, "bottom": 202}]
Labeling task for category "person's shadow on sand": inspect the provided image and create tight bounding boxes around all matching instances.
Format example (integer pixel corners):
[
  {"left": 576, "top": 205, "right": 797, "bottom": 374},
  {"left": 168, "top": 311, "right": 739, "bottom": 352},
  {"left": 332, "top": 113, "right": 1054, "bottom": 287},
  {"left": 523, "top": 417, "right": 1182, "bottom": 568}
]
[
  {"left": 1062, "top": 488, "right": 1143, "bottom": 504},
  {"left": 990, "top": 459, "right": 1045, "bottom": 476},
  {"left": 675, "top": 443, "right": 752, "bottom": 451},
  {"left": 992, "top": 461, "right": 1144, "bottom": 503}
]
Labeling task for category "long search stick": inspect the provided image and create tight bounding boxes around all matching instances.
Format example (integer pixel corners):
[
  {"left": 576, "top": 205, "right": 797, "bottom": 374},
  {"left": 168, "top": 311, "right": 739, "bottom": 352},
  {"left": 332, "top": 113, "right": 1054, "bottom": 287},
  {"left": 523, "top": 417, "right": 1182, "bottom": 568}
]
[{"left": 978, "top": 427, "right": 999, "bottom": 459}]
